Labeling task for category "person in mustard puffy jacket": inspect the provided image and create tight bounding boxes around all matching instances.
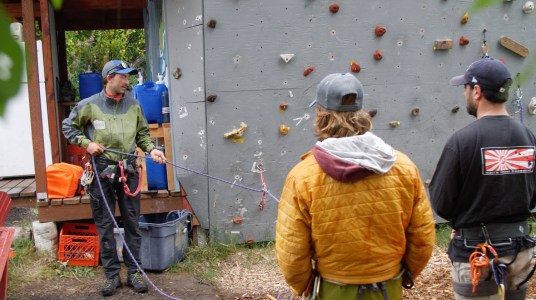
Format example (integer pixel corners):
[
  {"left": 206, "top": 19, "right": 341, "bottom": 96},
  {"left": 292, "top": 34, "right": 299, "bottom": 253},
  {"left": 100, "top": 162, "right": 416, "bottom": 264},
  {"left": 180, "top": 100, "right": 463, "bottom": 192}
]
[{"left": 275, "top": 73, "right": 435, "bottom": 299}]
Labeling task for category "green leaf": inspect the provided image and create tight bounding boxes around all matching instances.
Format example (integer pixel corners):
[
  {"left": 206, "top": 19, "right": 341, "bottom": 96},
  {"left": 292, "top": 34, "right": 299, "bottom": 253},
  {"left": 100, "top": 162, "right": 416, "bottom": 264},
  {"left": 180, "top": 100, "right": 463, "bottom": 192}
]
[
  {"left": 0, "top": 8, "right": 24, "bottom": 117},
  {"left": 50, "top": 0, "right": 64, "bottom": 11},
  {"left": 470, "top": 0, "right": 503, "bottom": 12}
]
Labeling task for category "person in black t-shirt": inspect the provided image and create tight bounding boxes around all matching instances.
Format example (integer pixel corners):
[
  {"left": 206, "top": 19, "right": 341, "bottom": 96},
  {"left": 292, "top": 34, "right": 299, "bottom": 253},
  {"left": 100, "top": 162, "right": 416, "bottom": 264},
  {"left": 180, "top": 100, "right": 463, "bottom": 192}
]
[{"left": 429, "top": 58, "right": 536, "bottom": 300}]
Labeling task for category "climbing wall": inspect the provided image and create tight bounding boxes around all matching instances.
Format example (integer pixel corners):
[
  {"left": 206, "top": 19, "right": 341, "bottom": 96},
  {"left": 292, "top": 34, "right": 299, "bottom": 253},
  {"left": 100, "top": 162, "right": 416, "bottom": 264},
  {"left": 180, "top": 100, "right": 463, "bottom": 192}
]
[{"left": 165, "top": 0, "right": 536, "bottom": 242}]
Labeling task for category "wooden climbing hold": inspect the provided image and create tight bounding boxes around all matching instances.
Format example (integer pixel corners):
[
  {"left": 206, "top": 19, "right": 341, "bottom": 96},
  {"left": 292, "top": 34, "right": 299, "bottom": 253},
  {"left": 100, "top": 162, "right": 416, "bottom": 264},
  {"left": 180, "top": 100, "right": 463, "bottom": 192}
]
[
  {"left": 303, "top": 66, "right": 315, "bottom": 76},
  {"left": 459, "top": 35, "right": 469, "bottom": 46},
  {"left": 411, "top": 107, "right": 420, "bottom": 116},
  {"left": 329, "top": 2, "right": 340, "bottom": 13},
  {"left": 499, "top": 36, "right": 529, "bottom": 57},
  {"left": 207, "top": 19, "right": 217, "bottom": 28},
  {"left": 373, "top": 50, "right": 383, "bottom": 61},
  {"left": 279, "top": 124, "right": 291, "bottom": 135},
  {"left": 375, "top": 26, "right": 387, "bottom": 37},
  {"left": 368, "top": 109, "right": 378, "bottom": 118},
  {"left": 460, "top": 12, "right": 469, "bottom": 24},
  {"left": 433, "top": 39, "right": 453, "bottom": 51},
  {"left": 350, "top": 60, "right": 361, "bottom": 73}
]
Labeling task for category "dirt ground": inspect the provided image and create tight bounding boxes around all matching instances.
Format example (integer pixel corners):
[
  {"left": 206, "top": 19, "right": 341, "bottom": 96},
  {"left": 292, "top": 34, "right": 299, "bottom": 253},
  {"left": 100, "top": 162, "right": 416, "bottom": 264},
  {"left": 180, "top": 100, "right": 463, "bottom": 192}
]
[{"left": 5, "top": 208, "right": 536, "bottom": 300}]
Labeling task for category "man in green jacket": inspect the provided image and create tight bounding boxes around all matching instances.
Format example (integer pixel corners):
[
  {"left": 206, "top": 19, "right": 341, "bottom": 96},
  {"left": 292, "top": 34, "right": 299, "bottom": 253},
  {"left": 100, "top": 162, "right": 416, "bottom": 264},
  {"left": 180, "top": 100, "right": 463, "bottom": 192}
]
[{"left": 62, "top": 60, "right": 166, "bottom": 297}]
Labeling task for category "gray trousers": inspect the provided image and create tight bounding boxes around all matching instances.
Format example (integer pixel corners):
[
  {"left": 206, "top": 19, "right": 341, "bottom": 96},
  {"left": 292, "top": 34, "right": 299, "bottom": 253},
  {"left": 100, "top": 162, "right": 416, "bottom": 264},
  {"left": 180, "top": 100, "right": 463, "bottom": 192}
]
[
  {"left": 89, "top": 163, "right": 142, "bottom": 279},
  {"left": 451, "top": 248, "right": 535, "bottom": 300}
]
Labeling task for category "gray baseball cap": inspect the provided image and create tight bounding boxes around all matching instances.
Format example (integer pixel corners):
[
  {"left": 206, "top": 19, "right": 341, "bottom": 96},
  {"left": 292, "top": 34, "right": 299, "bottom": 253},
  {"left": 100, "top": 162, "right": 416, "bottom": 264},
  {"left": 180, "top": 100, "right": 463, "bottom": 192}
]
[
  {"left": 309, "top": 73, "right": 363, "bottom": 112},
  {"left": 101, "top": 60, "right": 138, "bottom": 78},
  {"left": 449, "top": 58, "right": 512, "bottom": 93}
]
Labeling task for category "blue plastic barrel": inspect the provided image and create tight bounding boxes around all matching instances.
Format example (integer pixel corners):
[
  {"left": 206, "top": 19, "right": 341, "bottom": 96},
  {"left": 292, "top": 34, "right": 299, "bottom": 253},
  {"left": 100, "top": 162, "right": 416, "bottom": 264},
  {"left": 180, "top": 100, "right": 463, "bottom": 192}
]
[
  {"left": 78, "top": 72, "right": 102, "bottom": 99},
  {"left": 135, "top": 82, "right": 168, "bottom": 124},
  {"left": 146, "top": 158, "right": 167, "bottom": 190}
]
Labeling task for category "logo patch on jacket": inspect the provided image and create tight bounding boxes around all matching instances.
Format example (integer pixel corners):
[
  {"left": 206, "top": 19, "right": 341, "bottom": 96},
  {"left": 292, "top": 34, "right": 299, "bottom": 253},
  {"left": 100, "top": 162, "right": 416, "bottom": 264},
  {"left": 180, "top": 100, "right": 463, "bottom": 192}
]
[
  {"left": 481, "top": 146, "right": 535, "bottom": 175},
  {"left": 93, "top": 120, "right": 105, "bottom": 130}
]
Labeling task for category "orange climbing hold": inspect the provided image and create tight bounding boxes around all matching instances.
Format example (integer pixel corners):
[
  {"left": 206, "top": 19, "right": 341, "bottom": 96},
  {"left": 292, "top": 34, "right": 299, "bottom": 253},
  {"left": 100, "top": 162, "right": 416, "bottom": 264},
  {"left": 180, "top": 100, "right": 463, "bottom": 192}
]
[
  {"left": 329, "top": 3, "right": 340, "bottom": 13},
  {"left": 350, "top": 60, "right": 361, "bottom": 73},
  {"left": 373, "top": 50, "right": 383, "bottom": 61},
  {"left": 375, "top": 26, "right": 387, "bottom": 37},
  {"left": 303, "top": 66, "right": 315, "bottom": 76}
]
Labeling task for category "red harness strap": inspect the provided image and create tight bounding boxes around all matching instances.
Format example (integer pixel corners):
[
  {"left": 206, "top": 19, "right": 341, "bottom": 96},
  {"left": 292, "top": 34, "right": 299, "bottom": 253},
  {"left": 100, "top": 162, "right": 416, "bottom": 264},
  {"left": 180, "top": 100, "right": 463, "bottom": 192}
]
[{"left": 118, "top": 160, "right": 143, "bottom": 197}]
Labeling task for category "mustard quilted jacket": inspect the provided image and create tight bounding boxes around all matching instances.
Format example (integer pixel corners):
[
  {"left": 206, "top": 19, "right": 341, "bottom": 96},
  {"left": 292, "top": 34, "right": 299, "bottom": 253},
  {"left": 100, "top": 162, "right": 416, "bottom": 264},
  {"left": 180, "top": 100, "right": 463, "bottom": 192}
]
[{"left": 275, "top": 150, "right": 435, "bottom": 295}]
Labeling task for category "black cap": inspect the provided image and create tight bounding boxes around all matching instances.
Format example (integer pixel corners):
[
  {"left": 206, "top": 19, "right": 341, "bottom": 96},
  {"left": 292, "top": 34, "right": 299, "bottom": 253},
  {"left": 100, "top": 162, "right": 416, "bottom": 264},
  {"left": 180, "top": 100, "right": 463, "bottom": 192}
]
[{"left": 450, "top": 58, "right": 512, "bottom": 95}]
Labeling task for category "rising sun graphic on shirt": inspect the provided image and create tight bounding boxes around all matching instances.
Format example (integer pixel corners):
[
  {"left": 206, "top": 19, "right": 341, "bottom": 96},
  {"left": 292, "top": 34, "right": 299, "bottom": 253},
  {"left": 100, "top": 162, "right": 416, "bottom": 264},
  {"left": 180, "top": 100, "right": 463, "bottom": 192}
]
[{"left": 481, "top": 147, "right": 535, "bottom": 175}]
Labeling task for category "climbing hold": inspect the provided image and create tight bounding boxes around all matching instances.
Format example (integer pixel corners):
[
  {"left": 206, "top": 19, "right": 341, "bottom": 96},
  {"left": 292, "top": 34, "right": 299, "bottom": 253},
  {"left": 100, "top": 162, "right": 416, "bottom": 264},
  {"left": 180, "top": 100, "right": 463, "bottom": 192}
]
[
  {"left": 368, "top": 109, "right": 378, "bottom": 118},
  {"left": 374, "top": 26, "right": 387, "bottom": 37},
  {"left": 280, "top": 53, "right": 295, "bottom": 63},
  {"left": 528, "top": 97, "right": 536, "bottom": 115},
  {"left": 329, "top": 2, "right": 340, "bottom": 13},
  {"left": 207, "top": 19, "right": 217, "bottom": 28},
  {"left": 206, "top": 94, "right": 217, "bottom": 103},
  {"left": 224, "top": 122, "right": 248, "bottom": 139},
  {"left": 424, "top": 179, "right": 431, "bottom": 187},
  {"left": 373, "top": 50, "right": 383, "bottom": 61},
  {"left": 233, "top": 216, "right": 243, "bottom": 224},
  {"left": 279, "top": 124, "right": 291, "bottom": 135},
  {"left": 350, "top": 60, "right": 361, "bottom": 73},
  {"left": 279, "top": 102, "right": 289, "bottom": 112},
  {"left": 389, "top": 121, "right": 401, "bottom": 128},
  {"left": 433, "top": 39, "right": 453, "bottom": 50},
  {"left": 451, "top": 105, "right": 460, "bottom": 113},
  {"left": 411, "top": 107, "right": 420, "bottom": 116},
  {"left": 172, "top": 67, "right": 182, "bottom": 79},
  {"left": 303, "top": 66, "right": 315, "bottom": 76},
  {"left": 523, "top": 1, "right": 534, "bottom": 13},
  {"left": 499, "top": 36, "right": 529, "bottom": 57},
  {"left": 460, "top": 12, "right": 469, "bottom": 24},
  {"left": 459, "top": 35, "right": 469, "bottom": 46},
  {"left": 245, "top": 236, "right": 255, "bottom": 245}
]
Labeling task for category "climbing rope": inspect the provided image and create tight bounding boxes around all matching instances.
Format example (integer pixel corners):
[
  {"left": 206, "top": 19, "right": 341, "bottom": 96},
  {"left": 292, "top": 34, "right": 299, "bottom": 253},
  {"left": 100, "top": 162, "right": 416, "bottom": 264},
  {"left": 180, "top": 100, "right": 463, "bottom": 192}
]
[{"left": 469, "top": 243, "right": 504, "bottom": 298}]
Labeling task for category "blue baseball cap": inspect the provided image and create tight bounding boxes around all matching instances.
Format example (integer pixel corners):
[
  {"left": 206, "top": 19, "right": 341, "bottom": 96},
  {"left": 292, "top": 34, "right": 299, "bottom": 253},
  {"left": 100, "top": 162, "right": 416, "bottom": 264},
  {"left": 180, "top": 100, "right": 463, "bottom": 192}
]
[
  {"left": 309, "top": 73, "right": 364, "bottom": 112},
  {"left": 449, "top": 58, "right": 512, "bottom": 94},
  {"left": 101, "top": 60, "right": 138, "bottom": 78}
]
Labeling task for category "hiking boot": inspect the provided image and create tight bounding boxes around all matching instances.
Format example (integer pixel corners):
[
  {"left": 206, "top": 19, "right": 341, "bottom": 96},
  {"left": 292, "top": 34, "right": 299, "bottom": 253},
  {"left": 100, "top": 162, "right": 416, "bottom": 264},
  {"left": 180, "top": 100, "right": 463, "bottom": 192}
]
[
  {"left": 102, "top": 275, "right": 121, "bottom": 297},
  {"left": 127, "top": 271, "right": 148, "bottom": 293}
]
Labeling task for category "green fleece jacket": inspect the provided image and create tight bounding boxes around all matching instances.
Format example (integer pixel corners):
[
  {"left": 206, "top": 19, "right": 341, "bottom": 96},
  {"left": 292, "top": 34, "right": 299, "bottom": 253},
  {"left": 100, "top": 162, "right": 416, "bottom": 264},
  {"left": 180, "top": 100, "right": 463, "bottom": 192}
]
[{"left": 62, "top": 90, "right": 155, "bottom": 162}]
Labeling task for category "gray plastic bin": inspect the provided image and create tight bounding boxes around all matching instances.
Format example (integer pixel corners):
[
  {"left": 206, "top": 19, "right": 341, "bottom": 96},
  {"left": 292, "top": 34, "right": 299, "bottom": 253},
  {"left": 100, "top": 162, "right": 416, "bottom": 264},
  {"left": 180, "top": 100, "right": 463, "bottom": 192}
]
[{"left": 139, "top": 210, "right": 190, "bottom": 271}]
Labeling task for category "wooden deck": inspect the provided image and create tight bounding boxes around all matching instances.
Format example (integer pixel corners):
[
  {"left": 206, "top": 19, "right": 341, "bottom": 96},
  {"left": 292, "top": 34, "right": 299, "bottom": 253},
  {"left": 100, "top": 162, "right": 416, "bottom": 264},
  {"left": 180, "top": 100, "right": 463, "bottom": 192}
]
[{"left": 0, "top": 177, "right": 197, "bottom": 224}]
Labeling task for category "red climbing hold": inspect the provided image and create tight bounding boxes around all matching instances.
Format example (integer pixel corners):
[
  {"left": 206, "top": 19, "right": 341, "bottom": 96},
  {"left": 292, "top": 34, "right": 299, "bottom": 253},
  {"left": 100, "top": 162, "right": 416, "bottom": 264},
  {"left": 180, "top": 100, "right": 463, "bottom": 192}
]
[
  {"left": 375, "top": 26, "right": 387, "bottom": 37},
  {"left": 329, "top": 3, "right": 340, "bottom": 13},
  {"left": 373, "top": 50, "right": 383, "bottom": 61},
  {"left": 350, "top": 60, "right": 361, "bottom": 73},
  {"left": 303, "top": 66, "right": 315, "bottom": 77},
  {"left": 459, "top": 35, "right": 469, "bottom": 46}
]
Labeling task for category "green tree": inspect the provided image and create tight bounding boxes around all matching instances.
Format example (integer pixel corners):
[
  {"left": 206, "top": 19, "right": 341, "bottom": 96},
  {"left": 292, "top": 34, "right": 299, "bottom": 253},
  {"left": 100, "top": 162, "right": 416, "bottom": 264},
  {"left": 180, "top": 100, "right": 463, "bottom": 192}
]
[{"left": 65, "top": 29, "right": 146, "bottom": 97}]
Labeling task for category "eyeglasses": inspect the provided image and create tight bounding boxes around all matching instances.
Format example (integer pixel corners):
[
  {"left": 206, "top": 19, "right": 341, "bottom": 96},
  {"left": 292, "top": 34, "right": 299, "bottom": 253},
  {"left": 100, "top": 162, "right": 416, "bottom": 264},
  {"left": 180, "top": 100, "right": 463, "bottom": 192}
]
[{"left": 106, "top": 60, "right": 131, "bottom": 76}]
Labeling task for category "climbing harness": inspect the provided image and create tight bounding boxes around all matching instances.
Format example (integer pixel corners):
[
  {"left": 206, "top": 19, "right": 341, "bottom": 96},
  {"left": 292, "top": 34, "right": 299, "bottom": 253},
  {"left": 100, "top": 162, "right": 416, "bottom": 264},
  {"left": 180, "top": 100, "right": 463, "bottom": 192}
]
[
  {"left": 469, "top": 243, "right": 508, "bottom": 300},
  {"left": 118, "top": 159, "right": 143, "bottom": 197}
]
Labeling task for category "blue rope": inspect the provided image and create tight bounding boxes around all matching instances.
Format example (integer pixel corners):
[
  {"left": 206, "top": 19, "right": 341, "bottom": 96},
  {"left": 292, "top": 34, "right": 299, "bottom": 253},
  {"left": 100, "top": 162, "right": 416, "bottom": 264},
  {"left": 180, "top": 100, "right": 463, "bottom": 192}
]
[
  {"left": 90, "top": 156, "right": 181, "bottom": 300},
  {"left": 104, "top": 148, "right": 280, "bottom": 203}
]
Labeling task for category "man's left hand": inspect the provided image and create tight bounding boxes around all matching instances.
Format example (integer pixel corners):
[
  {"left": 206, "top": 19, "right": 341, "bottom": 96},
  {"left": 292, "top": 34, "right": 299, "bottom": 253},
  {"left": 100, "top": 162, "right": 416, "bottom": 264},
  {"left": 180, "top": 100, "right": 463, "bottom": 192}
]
[{"left": 150, "top": 148, "right": 166, "bottom": 164}]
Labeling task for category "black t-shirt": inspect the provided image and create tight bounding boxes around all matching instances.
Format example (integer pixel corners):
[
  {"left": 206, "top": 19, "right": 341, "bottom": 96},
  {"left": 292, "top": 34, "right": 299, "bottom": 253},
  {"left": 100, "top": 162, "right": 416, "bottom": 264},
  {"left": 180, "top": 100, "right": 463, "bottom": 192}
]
[{"left": 429, "top": 115, "right": 536, "bottom": 260}]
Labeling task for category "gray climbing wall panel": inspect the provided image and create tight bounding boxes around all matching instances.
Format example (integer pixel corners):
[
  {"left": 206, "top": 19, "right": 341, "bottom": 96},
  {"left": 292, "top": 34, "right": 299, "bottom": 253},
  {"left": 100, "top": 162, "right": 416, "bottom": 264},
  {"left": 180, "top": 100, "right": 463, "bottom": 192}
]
[{"left": 165, "top": 0, "right": 536, "bottom": 242}]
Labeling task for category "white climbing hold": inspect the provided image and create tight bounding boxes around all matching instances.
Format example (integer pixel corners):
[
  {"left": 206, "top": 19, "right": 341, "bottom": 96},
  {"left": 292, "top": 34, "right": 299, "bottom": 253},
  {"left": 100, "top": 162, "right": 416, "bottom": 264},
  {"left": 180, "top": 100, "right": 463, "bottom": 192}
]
[
  {"left": 280, "top": 53, "right": 295, "bottom": 63},
  {"left": 523, "top": 1, "right": 534, "bottom": 13},
  {"left": 528, "top": 97, "right": 536, "bottom": 115}
]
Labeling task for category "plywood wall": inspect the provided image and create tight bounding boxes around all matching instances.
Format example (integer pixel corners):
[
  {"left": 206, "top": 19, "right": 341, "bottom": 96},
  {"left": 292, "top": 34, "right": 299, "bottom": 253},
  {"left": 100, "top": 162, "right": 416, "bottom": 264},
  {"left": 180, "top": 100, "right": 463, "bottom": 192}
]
[{"left": 165, "top": 0, "right": 536, "bottom": 242}]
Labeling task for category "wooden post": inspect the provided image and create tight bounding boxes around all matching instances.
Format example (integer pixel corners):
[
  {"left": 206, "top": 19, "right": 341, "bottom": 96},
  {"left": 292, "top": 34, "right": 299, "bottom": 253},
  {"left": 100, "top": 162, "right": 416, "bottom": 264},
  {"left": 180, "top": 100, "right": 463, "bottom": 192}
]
[
  {"left": 39, "top": 0, "right": 60, "bottom": 164},
  {"left": 22, "top": 0, "right": 48, "bottom": 202}
]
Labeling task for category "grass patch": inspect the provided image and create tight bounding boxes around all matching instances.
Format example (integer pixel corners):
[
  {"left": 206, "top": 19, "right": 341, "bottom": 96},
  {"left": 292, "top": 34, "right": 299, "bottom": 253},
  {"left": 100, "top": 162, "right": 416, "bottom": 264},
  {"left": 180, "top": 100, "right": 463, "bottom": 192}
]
[
  {"left": 8, "top": 238, "right": 96, "bottom": 293},
  {"left": 435, "top": 223, "right": 452, "bottom": 250}
]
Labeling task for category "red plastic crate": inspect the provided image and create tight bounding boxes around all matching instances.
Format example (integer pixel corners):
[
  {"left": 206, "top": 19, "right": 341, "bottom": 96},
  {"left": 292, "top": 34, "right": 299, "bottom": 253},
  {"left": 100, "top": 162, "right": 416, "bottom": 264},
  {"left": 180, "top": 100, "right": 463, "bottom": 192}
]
[
  {"left": 66, "top": 145, "right": 88, "bottom": 167},
  {"left": 58, "top": 223, "right": 99, "bottom": 267}
]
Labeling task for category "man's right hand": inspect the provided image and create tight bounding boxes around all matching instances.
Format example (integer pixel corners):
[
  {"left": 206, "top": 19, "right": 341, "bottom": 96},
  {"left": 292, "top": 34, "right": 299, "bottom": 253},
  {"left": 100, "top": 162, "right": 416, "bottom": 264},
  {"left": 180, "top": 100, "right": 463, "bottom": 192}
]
[{"left": 86, "top": 142, "right": 105, "bottom": 155}]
